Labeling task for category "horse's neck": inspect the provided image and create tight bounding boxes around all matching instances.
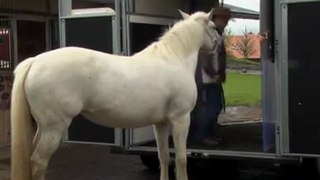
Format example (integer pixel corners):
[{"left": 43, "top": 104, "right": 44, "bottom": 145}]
[
  {"left": 163, "top": 28, "right": 203, "bottom": 74},
  {"left": 182, "top": 51, "right": 200, "bottom": 74},
  {"left": 137, "top": 23, "right": 203, "bottom": 74}
]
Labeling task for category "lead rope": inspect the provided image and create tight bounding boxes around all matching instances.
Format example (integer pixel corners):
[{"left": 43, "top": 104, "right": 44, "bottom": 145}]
[{"left": 221, "top": 84, "right": 226, "bottom": 113}]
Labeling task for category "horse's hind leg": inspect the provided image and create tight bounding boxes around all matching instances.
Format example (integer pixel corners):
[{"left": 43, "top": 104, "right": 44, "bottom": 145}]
[
  {"left": 171, "top": 114, "right": 190, "bottom": 180},
  {"left": 31, "top": 118, "right": 70, "bottom": 180},
  {"left": 154, "top": 123, "right": 170, "bottom": 180}
]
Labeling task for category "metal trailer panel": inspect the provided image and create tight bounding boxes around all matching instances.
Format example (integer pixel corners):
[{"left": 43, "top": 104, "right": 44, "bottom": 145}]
[
  {"left": 0, "top": 0, "right": 57, "bottom": 15},
  {"left": 130, "top": 0, "right": 190, "bottom": 17},
  {"left": 131, "top": 126, "right": 155, "bottom": 145},
  {"left": 282, "top": 0, "right": 320, "bottom": 3},
  {"left": 260, "top": 0, "right": 277, "bottom": 155},
  {"left": 275, "top": 0, "right": 290, "bottom": 157},
  {"left": 62, "top": 15, "right": 119, "bottom": 145},
  {"left": 125, "top": 17, "right": 174, "bottom": 146},
  {"left": 125, "top": 146, "right": 289, "bottom": 160},
  {"left": 273, "top": 0, "right": 285, "bottom": 158},
  {"left": 279, "top": 0, "right": 320, "bottom": 157}
]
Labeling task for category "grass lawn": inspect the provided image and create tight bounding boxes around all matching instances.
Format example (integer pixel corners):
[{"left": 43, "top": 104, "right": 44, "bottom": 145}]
[{"left": 223, "top": 72, "right": 261, "bottom": 106}]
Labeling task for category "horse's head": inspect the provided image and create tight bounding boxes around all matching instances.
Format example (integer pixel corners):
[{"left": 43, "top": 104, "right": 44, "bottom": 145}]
[{"left": 178, "top": 9, "right": 222, "bottom": 54}]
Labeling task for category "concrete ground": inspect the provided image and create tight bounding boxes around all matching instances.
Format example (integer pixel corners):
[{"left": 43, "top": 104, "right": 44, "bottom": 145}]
[{"left": 0, "top": 143, "right": 318, "bottom": 180}]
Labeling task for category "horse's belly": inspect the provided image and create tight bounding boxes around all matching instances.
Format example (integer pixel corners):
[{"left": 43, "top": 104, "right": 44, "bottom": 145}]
[{"left": 81, "top": 109, "right": 165, "bottom": 128}]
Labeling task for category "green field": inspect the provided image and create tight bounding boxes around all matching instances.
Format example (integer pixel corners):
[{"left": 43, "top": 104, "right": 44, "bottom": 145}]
[{"left": 223, "top": 72, "right": 261, "bottom": 106}]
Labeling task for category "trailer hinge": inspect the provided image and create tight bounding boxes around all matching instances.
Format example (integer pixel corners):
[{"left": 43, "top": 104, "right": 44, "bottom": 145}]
[
  {"left": 276, "top": 124, "right": 281, "bottom": 135},
  {"left": 274, "top": 39, "right": 279, "bottom": 53}
]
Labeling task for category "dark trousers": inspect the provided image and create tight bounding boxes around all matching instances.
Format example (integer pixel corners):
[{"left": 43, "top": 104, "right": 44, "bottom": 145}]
[{"left": 194, "top": 83, "right": 224, "bottom": 141}]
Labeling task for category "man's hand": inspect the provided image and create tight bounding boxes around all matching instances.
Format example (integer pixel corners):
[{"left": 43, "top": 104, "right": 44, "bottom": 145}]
[{"left": 258, "top": 30, "right": 269, "bottom": 42}]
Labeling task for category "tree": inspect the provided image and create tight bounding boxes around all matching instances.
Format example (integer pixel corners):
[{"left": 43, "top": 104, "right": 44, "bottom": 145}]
[
  {"left": 234, "top": 27, "right": 256, "bottom": 61},
  {"left": 223, "top": 28, "right": 232, "bottom": 46},
  {"left": 223, "top": 28, "right": 235, "bottom": 60}
]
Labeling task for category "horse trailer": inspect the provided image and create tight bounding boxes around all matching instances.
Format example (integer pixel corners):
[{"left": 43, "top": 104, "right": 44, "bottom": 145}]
[{"left": 58, "top": 0, "right": 320, "bottom": 173}]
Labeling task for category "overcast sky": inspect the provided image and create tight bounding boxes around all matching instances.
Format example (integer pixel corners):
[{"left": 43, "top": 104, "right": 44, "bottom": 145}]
[{"left": 222, "top": 0, "right": 260, "bottom": 35}]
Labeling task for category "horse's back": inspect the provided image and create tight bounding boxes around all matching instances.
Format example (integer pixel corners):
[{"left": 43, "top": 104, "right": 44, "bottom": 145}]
[{"left": 23, "top": 47, "right": 122, "bottom": 118}]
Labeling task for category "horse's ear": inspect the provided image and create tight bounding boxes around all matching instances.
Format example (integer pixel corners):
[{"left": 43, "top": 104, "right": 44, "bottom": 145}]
[
  {"left": 178, "top": 9, "right": 190, "bottom": 19},
  {"left": 208, "top": 8, "right": 215, "bottom": 20}
]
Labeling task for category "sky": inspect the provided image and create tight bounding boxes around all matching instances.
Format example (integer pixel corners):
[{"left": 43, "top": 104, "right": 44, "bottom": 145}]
[{"left": 222, "top": 0, "right": 260, "bottom": 35}]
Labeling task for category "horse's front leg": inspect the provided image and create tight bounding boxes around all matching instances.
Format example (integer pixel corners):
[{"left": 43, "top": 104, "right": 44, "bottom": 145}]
[
  {"left": 154, "top": 123, "right": 170, "bottom": 180},
  {"left": 171, "top": 114, "right": 190, "bottom": 180}
]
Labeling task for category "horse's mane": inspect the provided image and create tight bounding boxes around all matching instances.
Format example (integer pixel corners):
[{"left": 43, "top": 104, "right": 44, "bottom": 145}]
[{"left": 133, "top": 12, "right": 208, "bottom": 60}]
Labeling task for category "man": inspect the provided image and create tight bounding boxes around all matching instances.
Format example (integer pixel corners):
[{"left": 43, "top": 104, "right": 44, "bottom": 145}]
[{"left": 193, "top": 7, "right": 231, "bottom": 146}]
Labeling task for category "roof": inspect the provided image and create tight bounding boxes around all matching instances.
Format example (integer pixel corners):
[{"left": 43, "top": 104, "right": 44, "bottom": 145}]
[{"left": 223, "top": 3, "right": 260, "bottom": 20}]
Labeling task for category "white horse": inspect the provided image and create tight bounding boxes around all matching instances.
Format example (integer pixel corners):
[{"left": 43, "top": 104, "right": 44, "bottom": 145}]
[{"left": 10, "top": 9, "right": 222, "bottom": 180}]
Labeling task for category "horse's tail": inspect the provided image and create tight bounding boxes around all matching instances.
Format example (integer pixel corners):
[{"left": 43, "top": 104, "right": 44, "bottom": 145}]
[{"left": 11, "top": 57, "right": 35, "bottom": 180}]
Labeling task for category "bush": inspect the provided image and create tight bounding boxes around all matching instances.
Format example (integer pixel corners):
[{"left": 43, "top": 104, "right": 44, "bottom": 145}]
[{"left": 227, "top": 58, "right": 261, "bottom": 71}]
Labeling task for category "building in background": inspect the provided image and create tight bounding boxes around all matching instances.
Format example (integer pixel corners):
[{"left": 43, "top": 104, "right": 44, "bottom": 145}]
[{"left": 228, "top": 34, "right": 261, "bottom": 60}]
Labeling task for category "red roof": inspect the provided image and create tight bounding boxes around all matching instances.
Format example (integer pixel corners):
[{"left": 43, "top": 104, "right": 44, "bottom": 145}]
[{"left": 226, "top": 34, "right": 261, "bottom": 59}]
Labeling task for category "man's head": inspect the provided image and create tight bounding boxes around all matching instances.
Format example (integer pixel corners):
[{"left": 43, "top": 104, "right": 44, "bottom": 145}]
[{"left": 210, "top": 7, "right": 231, "bottom": 31}]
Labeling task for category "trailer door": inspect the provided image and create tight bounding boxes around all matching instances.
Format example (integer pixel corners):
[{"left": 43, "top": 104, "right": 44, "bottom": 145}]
[
  {"left": 278, "top": 0, "right": 320, "bottom": 157},
  {"left": 59, "top": 5, "right": 122, "bottom": 146},
  {"left": 123, "top": 15, "right": 176, "bottom": 148}
]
